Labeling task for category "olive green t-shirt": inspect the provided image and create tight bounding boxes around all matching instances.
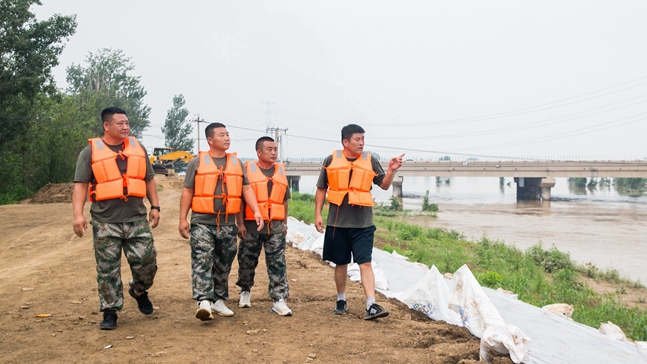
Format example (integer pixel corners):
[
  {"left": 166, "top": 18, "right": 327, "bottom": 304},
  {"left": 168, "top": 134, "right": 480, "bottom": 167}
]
[
  {"left": 73, "top": 140, "right": 155, "bottom": 223},
  {"left": 183, "top": 154, "right": 249, "bottom": 226},
  {"left": 242, "top": 163, "right": 291, "bottom": 235},
  {"left": 316, "top": 153, "right": 385, "bottom": 228}
]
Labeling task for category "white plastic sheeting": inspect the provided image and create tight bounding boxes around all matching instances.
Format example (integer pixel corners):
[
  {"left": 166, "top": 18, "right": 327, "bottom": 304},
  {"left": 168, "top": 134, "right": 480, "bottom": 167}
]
[{"left": 286, "top": 217, "right": 647, "bottom": 363}]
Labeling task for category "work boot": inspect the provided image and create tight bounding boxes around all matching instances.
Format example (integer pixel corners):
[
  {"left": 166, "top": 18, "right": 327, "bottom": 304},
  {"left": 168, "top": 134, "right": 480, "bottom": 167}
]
[
  {"left": 129, "top": 287, "right": 154, "bottom": 315},
  {"left": 100, "top": 310, "right": 118, "bottom": 330}
]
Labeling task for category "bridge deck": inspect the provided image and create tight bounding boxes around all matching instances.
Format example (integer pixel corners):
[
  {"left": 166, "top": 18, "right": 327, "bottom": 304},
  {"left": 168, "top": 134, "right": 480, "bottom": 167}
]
[{"left": 284, "top": 160, "right": 647, "bottom": 178}]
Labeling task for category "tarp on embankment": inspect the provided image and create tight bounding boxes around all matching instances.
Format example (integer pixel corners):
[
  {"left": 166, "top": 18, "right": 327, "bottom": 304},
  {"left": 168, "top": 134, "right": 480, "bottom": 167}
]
[{"left": 286, "top": 217, "right": 647, "bottom": 364}]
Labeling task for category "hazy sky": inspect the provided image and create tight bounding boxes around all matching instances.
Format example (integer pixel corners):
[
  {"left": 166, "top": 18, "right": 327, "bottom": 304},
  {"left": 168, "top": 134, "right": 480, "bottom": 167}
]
[{"left": 34, "top": 1, "right": 647, "bottom": 160}]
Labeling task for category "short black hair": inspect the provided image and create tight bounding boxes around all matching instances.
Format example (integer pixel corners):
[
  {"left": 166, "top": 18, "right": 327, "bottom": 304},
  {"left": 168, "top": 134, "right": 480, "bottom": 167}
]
[
  {"left": 101, "top": 107, "right": 127, "bottom": 124},
  {"left": 341, "top": 124, "right": 365, "bottom": 142},
  {"left": 205, "top": 122, "right": 227, "bottom": 138},
  {"left": 255, "top": 136, "right": 275, "bottom": 151}
]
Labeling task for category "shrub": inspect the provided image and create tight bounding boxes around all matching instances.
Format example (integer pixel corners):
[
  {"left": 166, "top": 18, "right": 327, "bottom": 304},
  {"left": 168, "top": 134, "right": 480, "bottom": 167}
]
[{"left": 421, "top": 190, "right": 439, "bottom": 212}]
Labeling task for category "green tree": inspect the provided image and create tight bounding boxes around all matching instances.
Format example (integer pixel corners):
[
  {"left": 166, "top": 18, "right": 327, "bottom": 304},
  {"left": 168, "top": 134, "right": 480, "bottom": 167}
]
[
  {"left": 0, "top": 0, "right": 76, "bottom": 148},
  {"left": 66, "top": 48, "right": 151, "bottom": 138},
  {"left": 161, "top": 94, "right": 194, "bottom": 151},
  {"left": 0, "top": 0, "right": 76, "bottom": 203},
  {"left": 615, "top": 178, "right": 647, "bottom": 190}
]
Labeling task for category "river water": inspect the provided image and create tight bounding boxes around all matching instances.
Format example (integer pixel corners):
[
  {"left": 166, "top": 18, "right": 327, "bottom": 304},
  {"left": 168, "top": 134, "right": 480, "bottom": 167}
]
[{"left": 297, "top": 176, "right": 647, "bottom": 284}]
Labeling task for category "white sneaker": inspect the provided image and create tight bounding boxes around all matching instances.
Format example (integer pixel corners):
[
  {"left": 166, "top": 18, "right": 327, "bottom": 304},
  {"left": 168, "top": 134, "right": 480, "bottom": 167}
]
[
  {"left": 239, "top": 291, "right": 252, "bottom": 308},
  {"left": 271, "top": 299, "right": 292, "bottom": 316},
  {"left": 211, "top": 299, "right": 234, "bottom": 317},
  {"left": 195, "top": 300, "right": 213, "bottom": 321}
]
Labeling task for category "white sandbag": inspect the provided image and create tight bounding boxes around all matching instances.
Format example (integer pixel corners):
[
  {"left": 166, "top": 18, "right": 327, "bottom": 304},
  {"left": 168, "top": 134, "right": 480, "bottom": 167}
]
[
  {"left": 347, "top": 262, "right": 389, "bottom": 290},
  {"left": 348, "top": 263, "right": 361, "bottom": 282},
  {"left": 391, "top": 250, "right": 409, "bottom": 260},
  {"left": 374, "top": 267, "right": 389, "bottom": 290},
  {"left": 448, "top": 264, "right": 505, "bottom": 338},
  {"left": 392, "top": 265, "right": 462, "bottom": 326},
  {"left": 599, "top": 321, "right": 628, "bottom": 341},
  {"left": 495, "top": 287, "right": 519, "bottom": 300},
  {"left": 541, "top": 303, "right": 574, "bottom": 319},
  {"left": 309, "top": 234, "right": 325, "bottom": 258},
  {"left": 480, "top": 324, "right": 532, "bottom": 363},
  {"left": 636, "top": 342, "right": 647, "bottom": 356},
  {"left": 286, "top": 217, "right": 322, "bottom": 252}
]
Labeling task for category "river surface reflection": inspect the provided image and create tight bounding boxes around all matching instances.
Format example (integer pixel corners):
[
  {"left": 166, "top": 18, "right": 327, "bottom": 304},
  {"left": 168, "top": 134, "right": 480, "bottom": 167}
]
[{"left": 297, "top": 176, "right": 647, "bottom": 284}]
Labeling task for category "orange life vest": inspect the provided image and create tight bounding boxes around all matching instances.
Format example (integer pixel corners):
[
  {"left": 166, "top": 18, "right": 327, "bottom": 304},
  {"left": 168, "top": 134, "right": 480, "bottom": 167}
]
[
  {"left": 191, "top": 151, "right": 243, "bottom": 216},
  {"left": 325, "top": 150, "right": 376, "bottom": 207},
  {"left": 88, "top": 137, "right": 147, "bottom": 202},
  {"left": 244, "top": 162, "right": 288, "bottom": 221}
]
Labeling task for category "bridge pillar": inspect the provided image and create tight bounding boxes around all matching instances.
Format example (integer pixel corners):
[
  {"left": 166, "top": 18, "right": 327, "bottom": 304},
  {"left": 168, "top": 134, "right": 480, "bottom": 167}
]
[
  {"left": 287, "top": 175, "right": 301, "bottom": 192},
  {"left": 514, "top": 177, "right": 555, "bottom": 201},
  {"left": 540, "top": 177, "right": 556, "bottom": 201},
  {"left": 392, "top": 176, "right": 403, "bottom": 199}
]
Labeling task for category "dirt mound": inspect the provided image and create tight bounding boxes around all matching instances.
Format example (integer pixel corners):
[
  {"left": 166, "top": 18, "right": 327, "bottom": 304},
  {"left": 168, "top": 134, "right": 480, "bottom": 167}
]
[
  {"left": 154, "top": 175, "right": 185, "bottom": 190},
  {"left": 21, "top": 176, "right": 185, "bottom": 205},
  {"left": 23, "top": 182, "right": 75, "bottom": 204}
]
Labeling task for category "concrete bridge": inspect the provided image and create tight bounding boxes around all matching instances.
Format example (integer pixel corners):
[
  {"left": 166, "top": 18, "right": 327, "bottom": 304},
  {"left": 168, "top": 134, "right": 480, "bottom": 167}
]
[{"left": 284, "top": 159, "right": 647, "bottom": 201}]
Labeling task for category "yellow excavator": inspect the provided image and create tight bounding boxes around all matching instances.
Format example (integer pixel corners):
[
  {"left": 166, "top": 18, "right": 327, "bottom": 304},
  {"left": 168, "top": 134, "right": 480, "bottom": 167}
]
[{"left": 149, "top": 147, "right": 195, "bottom": 176}]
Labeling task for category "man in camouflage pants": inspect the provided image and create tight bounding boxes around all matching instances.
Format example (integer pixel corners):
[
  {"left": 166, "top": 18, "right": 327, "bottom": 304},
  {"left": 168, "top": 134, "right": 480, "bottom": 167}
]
[
  {"left": 72, "top": 107, "right": 160, "bottom": 330},
  {"left": 179, "top": 122, "right": 264, "bottom": 321},
  {"left": 236, "top": 136, "right": 291, "bottom": 316}
]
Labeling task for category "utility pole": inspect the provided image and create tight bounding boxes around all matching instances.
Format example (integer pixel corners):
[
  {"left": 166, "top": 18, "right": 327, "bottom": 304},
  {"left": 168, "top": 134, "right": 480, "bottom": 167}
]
[
  {"left": 266, "top": 126, "right": 288, "bottom": 162},
  {"left": 192, "top": 115, "right": 206, "bottom": 152}
]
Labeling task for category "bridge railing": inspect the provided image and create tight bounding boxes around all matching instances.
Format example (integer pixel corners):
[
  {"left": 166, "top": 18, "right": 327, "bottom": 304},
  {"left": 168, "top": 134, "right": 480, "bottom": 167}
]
[{"left": 281, "top": 155, "right": 647, "bottom": 164}]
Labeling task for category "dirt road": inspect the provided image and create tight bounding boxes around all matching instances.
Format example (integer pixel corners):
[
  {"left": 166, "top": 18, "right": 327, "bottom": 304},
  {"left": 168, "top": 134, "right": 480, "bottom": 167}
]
[{"left": 0, "top": 177, "right": 504, "bottom": 364}]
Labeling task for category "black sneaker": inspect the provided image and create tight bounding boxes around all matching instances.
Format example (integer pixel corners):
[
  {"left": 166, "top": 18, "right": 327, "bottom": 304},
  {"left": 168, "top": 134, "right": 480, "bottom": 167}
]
[
  {"left": 333, "top": 300, "right": 347, "bottom": 315},
  {"left": 364, "top": 303, "right": 389, "bottom": 320},
  {"left": 129, "top": 287, "right": 154, "bottom": 315},
  {"left": 100, "top": 310, "right": 118, "bottom": 330}
]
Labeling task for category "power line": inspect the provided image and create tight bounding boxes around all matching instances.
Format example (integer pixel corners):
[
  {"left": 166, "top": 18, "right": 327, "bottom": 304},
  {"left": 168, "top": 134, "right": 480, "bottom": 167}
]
[
  {"left": 452, "top": 112, "right": 647, "bottom": 151},
  {"left": 370, "top": 94, "right": 647, "bottom": 140},
  {"left": 370, "top": 76, "right": 647, "bottom": 127}
]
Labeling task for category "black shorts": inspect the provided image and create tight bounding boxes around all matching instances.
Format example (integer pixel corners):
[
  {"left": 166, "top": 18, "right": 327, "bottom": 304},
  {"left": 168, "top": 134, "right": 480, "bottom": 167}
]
[{"left": 322, "top": 225, "right": 376, "bottom": 265}]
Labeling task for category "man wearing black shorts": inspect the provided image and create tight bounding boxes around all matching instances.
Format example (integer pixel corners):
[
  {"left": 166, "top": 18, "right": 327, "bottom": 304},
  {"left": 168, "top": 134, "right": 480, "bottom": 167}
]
[{"left": 314, "top": 124, "right": 404, "bottom": 320}]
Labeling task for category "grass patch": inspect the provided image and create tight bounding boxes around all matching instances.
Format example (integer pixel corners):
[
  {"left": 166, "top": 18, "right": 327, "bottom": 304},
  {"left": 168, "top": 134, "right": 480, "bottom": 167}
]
[{"left": 288, "top": 192, "right": 327, "bottom": 224}]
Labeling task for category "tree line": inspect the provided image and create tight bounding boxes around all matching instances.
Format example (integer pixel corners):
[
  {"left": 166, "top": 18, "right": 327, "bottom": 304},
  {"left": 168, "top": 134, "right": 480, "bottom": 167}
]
[{"left": 0, "top": 0, "right": 193, "bottom": 204}]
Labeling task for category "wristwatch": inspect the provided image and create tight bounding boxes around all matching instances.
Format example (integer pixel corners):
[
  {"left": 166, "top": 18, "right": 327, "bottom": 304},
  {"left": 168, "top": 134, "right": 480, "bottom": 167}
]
[{"left": 151, "top": 206, "right": 161, "bottom": 212}]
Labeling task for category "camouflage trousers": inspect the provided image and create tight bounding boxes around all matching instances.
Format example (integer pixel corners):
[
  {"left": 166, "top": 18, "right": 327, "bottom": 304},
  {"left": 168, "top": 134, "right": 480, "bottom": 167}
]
[
  {"left": 91, "top": 220, "right": 157, "bottom": 312},
  {"left": 189, "top": 223, "right": 238, "bottom": 302},
  {"left": 236, "top": 231, "right": 289, "bottom": 301}
]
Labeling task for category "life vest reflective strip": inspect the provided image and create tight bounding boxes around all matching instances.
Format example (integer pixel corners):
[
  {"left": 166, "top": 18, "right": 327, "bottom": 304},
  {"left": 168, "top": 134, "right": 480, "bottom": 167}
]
[
  {"left": 325, "top": 150, "right": 376, "bottom": 207},
  {"left": 244, "top": 162, "right": 287, "bottom": 221},
  {"left": 191, "top": 151, "right": 243, "bottom": 215},
  {"left": 88, "top": 137, "right": 147, "bottom": 202}
]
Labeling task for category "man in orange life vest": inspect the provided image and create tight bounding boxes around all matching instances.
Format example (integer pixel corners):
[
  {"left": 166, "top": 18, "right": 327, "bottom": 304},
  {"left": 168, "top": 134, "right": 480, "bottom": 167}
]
[
  {"left": 315, "top": 124, "right": 404, "bottom": 320},
  {"left": 235, "top": 136, "right": 292, "bottom": 316},
  {"left": 179, "top": 122, "right": 265, "bottom": 321},
  {"left": 72, "top": 107, "right": 161, "bottom": 330}
]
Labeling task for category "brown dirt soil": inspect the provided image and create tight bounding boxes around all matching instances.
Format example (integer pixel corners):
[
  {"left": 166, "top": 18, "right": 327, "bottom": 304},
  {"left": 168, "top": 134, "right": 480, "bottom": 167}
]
[
  {"left": 20, "top": 182, "right": 75, "bottom": 204},
  {"left": 0, "top": 177, "right": 511, "bottom": 364}
]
